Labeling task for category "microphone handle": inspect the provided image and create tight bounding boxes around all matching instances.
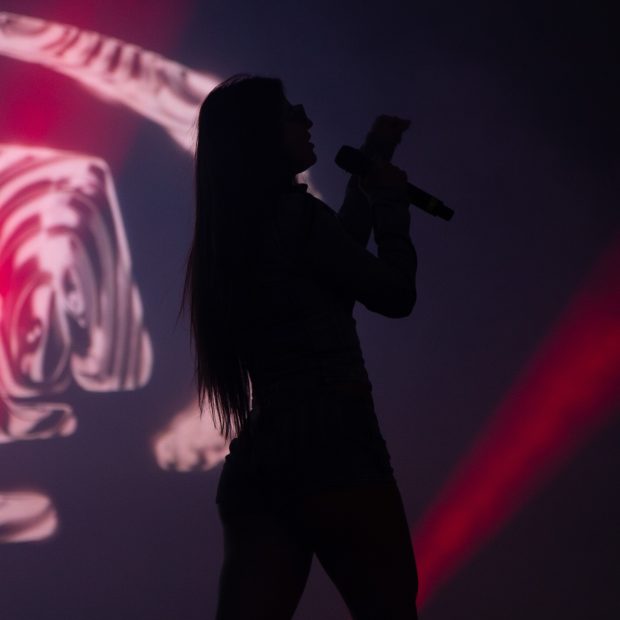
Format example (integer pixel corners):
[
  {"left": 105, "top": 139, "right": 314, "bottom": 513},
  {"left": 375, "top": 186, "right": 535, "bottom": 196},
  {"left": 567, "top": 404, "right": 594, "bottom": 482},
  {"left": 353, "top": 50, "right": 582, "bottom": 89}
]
[{"left": 408, "top": 185, "right": 454, "bottom": 221}]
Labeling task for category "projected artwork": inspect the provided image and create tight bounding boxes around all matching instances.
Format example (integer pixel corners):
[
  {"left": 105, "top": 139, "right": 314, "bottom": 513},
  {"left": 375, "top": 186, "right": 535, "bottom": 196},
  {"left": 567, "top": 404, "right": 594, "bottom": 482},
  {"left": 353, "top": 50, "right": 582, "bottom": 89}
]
[
  {"left": 0, "top": 12, "right": 234, "bottom": 546},
  {"left": 0, "top": 11, "right": 218, "bottom": 151},
  {"left": 0, "top": 145, "right": 153, "bottom": 443},
  {"left": 152, "top": 400, "right": 230, "bottom": 472},
  {"left": 0, "top": 491, "right": 58, "bottom": 543},
  {"left": 0, "top": 14, "right": 223, "bottom": 456}
]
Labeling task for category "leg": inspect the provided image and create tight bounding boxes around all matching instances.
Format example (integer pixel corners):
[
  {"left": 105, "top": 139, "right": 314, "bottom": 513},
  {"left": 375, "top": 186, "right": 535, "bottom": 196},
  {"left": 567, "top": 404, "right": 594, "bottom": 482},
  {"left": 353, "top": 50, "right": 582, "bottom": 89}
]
[
  {"left": 215, "top": 502, "right": 314, "bottom": 620},
  {"left": 297, "top": 479, "right": 418, "bottom": 620}
]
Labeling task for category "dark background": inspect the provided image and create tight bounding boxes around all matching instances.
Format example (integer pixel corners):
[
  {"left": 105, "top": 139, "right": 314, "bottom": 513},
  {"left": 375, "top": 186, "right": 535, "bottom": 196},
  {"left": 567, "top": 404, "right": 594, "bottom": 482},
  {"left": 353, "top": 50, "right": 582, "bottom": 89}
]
[{"left": 0, "top": 1, "right": 618, "bottom": 618}]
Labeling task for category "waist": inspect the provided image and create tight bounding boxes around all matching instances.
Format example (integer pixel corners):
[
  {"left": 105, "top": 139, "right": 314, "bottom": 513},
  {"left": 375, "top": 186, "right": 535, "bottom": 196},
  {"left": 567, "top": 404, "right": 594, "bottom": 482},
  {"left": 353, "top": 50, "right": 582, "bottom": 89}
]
[{"left": 251, "top": 371, "right": 372, "bottom": 411}]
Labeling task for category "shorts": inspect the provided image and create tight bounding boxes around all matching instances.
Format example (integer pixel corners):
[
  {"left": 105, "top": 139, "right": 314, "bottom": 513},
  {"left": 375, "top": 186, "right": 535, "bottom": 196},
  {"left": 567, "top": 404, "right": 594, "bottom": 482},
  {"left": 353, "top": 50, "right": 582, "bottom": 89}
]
[{"left": 215, "top": 376, "right": 395, "bottom": 521}]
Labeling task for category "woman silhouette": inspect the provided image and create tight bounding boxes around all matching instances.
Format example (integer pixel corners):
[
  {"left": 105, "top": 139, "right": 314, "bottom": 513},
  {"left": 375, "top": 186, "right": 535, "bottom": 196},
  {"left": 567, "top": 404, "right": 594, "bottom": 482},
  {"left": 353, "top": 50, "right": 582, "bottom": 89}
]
[{"left": 181, "top": 74, "right": 419, "bottom": 619}]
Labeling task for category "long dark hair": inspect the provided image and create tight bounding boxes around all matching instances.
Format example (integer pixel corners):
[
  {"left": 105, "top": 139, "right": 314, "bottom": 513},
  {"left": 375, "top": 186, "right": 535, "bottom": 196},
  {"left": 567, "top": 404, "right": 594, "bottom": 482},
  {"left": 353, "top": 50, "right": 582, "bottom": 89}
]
[{"left": 179, "top": 74, "right": 291, "bottom": 441}]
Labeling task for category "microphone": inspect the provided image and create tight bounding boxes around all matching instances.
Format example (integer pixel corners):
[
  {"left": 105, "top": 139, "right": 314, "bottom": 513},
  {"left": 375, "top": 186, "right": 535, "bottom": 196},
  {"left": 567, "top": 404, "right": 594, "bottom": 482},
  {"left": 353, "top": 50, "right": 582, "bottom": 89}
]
[{"left": 335, "top": 145, "right": 454, "bottom": 221}]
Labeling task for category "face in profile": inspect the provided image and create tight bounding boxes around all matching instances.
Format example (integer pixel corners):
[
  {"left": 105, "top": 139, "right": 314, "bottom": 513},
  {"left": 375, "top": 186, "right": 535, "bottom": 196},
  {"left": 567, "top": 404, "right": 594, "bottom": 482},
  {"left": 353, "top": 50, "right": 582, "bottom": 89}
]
[{"left": 280, "top": 100, "right": 317, "bottom": 175}]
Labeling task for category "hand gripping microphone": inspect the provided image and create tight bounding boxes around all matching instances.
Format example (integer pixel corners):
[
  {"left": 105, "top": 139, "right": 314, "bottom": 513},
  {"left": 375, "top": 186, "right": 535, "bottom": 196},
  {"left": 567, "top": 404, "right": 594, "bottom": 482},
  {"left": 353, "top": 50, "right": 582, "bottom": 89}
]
[{"left": 335, "top": 145, "right": 454, "bottom": 221}]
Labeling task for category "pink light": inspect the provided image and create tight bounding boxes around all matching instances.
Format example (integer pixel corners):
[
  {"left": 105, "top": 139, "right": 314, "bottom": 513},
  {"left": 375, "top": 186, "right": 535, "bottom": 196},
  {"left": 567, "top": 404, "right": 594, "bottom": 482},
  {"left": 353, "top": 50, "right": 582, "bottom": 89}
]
[
  {"left": 0, "top": 491, "right": 58, "bottom": 543},
  {"left": 152, "top": 397, "right": 230, "bottom": 472},
  {"left": 0, "top": 4, "right": 199, "bottom": 535},
  {"left": 0, "top": 11, "right": 218, "bottom": 152},
  {"left": 413, "top": 233, "right": 620, "bottom": 606}
]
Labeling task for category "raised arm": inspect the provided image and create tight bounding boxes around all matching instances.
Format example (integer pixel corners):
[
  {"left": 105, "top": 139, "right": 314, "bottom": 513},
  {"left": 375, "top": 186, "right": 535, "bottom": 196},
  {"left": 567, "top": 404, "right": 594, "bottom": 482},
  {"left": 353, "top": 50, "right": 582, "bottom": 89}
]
[{"left": 276, "top": 187, "right": 416, "bottom": 319}]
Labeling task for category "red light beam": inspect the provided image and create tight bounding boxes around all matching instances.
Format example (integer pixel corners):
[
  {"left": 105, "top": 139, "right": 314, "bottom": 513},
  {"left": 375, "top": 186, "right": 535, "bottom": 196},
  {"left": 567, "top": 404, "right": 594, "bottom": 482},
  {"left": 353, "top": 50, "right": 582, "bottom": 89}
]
[{"left": 413, "top": 232, "right": 620, "bottom": 606}]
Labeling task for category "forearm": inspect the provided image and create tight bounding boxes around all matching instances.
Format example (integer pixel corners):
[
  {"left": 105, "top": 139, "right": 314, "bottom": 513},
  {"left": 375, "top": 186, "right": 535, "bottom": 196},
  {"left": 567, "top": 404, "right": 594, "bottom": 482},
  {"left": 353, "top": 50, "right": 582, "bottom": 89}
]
[
  {"left": 371, "top": 192, "right": 417, "bottom": 317},
  {"left": 336, "top": 126, "right": 400, "bottom": 246}
]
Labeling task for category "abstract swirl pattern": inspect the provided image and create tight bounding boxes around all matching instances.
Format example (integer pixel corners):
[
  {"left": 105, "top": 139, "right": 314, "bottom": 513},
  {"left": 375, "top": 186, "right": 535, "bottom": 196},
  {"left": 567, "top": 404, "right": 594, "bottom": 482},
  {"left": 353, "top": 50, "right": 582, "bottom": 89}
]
[
  {"left": 0, "top": 11, "right": 218, "bottom": 152},
  {"left": 0, "top": 145, "right": 153, "bottom": 443}
]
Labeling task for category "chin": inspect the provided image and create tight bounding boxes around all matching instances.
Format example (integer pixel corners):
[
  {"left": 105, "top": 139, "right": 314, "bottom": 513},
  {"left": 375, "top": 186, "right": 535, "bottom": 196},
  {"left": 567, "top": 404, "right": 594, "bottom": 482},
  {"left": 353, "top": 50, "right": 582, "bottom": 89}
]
[{"left": 297, "top": 152, "right": 317, "bottom": 174}]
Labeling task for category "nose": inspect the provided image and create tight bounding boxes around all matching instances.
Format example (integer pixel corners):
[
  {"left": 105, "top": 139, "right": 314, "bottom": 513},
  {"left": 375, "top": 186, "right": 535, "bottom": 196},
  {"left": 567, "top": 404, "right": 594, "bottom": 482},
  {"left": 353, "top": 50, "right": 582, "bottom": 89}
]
[{"left": 291, "top": 104, "right": 312, "bottom": 128}]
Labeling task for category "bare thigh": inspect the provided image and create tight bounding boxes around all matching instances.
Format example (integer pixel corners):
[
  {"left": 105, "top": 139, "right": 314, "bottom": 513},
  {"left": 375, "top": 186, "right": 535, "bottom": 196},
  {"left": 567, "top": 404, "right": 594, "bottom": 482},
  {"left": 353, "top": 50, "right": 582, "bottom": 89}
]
[
  {"left": 296, "top": 479, "right": 419, "bottom": 620},
  {"left": 215, "top": 503, "right": 314, "bottom": 620}
]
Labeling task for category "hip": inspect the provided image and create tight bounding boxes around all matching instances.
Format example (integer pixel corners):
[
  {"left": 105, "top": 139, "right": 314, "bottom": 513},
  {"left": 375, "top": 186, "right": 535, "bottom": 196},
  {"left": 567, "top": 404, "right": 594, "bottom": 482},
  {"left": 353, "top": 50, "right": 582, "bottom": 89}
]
[{"left": 216, "top": 380, "right": 394, "bottom": 513}]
